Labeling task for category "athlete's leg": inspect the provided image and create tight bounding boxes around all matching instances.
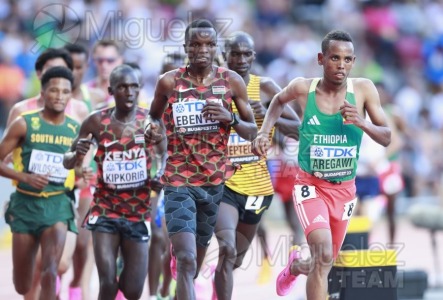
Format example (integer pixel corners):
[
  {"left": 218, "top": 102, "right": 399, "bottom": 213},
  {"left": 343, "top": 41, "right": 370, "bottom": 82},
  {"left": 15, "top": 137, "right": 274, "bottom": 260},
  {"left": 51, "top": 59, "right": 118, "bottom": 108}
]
[
  {"left": 234, "top": 221, "right": 260, "bottom": 269},
  {"left": 92, "top": 231, "right": 120, "bottom": 300},
  {"left": 386, "top": 193, "right": 397, "bottom": 244},
  {"left": 12, "top": 233, "right": 40, "bottom": 295},
  {"left": 70, "top": 188, "right": 93, "bottom": 289},
  {"left": 148, "top": 191, "right": 166, "bottom": 298},
  {"left": 24, "top": 247, "right": 41, "bottom": 300},
  {"left": 164, "top": 187, "right": 198, "bottom": 300},
  {"left": 214, "top": 202, "right": 239, "bottom": 300},
  {"left": 194, "top": 186, "right": 224, "bottom": 275},
  {"left": 304, "top": 229, "right": 333, "bottom": 300},
  {"left": 159, "top": 217, "right": 172, "bottom": 298},
  {"left": 119, "top": 236, "right": 149, "bottom": 299},
  {"left": 79, "top": 240, "right": 95, "bottom": 299},
  {"left": 283, "top": 200, "right": 304, "bottom": 245},
  {"left": 58, "top": 231, "right": 76, "bottom": 275},
  {"left": 148, "top": 222, "right": 165, "bottom": 297},
  {"left": 170, "top": 232, "right": 197, "bottom": 300},
  {"left": 39, "top": 222, "right": 68, "bottom": 300}
]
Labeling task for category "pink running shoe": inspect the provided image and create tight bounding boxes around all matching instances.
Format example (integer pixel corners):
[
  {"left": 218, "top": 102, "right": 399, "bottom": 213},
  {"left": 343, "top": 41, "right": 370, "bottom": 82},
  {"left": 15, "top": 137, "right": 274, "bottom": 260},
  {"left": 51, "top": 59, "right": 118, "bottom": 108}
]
[
  {"left": 209, "top": 265, "right": 217, "bottom": 300},
  {"left": 69, "top": 286, "right": 82, "bottom": 300},
  {"left": 276, "top": 245, "right": 301, "bottom": 296},
  {"left": 55, "top": 275, "right": 61, "bottom": 295},
  {"left": 170, "top": 244, "right": 177, "bottom": 280},
  {"left": 115, "top": 289, "right": 126, "bottom": 300}
]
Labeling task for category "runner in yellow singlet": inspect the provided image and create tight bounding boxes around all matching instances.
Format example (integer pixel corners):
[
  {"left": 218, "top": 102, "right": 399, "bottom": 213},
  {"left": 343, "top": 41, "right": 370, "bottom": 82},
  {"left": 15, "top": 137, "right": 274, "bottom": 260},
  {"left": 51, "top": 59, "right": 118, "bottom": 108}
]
[{"left": 213, "top": 31, "right": 300, "bottom": 300}]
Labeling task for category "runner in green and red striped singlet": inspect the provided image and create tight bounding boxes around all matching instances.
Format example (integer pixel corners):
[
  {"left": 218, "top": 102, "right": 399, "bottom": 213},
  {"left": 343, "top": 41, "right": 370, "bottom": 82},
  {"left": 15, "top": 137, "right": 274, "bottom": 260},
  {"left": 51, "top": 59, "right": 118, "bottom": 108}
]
[
  {"left": 64, "top": 64, "right": 166, "bottom": 300},
  {"left": 145, "top": 19, "right": 257, "bottom": 300}
]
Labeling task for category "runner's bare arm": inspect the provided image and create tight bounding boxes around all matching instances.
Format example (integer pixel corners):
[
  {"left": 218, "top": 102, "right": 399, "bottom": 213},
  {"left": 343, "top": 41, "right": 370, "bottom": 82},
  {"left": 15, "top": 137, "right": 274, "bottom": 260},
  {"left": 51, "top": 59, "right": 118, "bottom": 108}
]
[
  {"left": 63, "top": 113, "right": 100, "bottom": 170},
  {"left": 146, "top": 72, "right": 174, "bottom": 144},
  {"left": 252, "top": 78, "right": 306, "bottom": 156},
  {"left": 227, "top": 71, "right": 257, "bottom": 140},
  {"left": 342, "top": 79, "right": 391, "bottom": 147},
  {"left": 260, "top": 77, "right": 300, "bottom": 138},
  {"left": 0, "top": 118, "right": 49, "bottom": 189}
]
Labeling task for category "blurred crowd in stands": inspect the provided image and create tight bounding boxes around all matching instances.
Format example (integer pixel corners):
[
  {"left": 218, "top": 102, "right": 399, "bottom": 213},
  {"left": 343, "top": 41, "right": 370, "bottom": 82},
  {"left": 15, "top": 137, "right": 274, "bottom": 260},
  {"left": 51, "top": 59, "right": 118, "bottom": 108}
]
[{"left": 1, "top": 0, "right": 443, "bottom": 199}]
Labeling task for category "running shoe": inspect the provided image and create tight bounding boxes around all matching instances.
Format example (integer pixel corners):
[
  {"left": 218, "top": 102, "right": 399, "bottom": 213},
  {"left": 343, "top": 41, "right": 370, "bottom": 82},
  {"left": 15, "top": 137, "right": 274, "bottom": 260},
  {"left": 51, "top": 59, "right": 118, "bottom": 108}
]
[
  {"left": 257, "top": 257, "right": 272, "bottom": 285},
  {"left": 276, "top": 245, "right": 301, "bottom": 296},
  {"left": 68, "top": 286, "right": 82, "bottom": 300}
]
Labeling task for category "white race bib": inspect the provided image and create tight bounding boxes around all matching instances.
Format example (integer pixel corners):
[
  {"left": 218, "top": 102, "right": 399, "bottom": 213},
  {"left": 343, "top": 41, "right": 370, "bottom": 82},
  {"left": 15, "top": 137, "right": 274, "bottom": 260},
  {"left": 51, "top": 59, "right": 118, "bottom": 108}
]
[
  {"left": 29, "top": 149, "right": 69, "bottom": 183},
  {"left": 342, "top": 198, "right": 357, "bottom": 220},
  {"left": 103, "top": 157, "right": 147, "bottom": 189},
  {"left": 245, "top": 195, "right": 265, "bottom": 210},
  {"left": 227, "top": 132, "right": 259, "bottom": 163},
  {"left": 172, "top": 99, "right": 222, "bottom": 134},
  {"left": 294, "top": 185, "right": 317, "bottom": 204}
]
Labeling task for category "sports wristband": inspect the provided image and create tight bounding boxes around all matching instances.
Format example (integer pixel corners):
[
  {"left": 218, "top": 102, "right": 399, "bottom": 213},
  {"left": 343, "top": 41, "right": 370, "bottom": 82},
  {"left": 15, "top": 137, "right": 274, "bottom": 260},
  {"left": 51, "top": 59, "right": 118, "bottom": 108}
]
[{"left": 229, "top": 113, "right": 239, "bottom": 126}]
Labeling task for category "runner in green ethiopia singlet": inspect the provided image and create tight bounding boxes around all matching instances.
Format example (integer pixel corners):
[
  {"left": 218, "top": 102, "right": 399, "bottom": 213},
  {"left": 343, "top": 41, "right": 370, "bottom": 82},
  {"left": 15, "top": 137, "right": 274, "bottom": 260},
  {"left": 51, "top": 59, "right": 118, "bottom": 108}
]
[{"left": 298, "top": 78, "right": 363, "bottom": 182}]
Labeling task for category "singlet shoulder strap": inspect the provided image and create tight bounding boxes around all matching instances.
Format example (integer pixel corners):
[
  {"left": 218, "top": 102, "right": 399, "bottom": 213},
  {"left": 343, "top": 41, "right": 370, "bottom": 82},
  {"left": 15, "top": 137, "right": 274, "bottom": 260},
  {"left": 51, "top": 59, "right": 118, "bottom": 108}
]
[
  {"left": 346, "top": 78, "right": 354, "bottom": 93},
  {"left": 309, "top": 78, "right": 321, "bottom": 93}
]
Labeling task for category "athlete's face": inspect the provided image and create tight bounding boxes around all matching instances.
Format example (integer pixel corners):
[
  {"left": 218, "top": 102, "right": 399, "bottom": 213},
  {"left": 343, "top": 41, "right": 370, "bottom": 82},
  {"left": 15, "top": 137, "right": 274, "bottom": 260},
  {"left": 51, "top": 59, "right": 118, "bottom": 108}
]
[
  {"left": 184, "top": 28, "right": 217, "bottom": 68},
  {"left": 93, "top": 45, "right": 123, "bottom": 80},
  {"left": 41, "top": 78, "right": 72, "bottom": 113},
  {"left": 318, "top": 40, "right": 355, "bottom": 86},
  {"left": 71, "top": 53, "right": 87, "bottom": 89},
  {"left": 109, "top": 71, "right": 140, "bottom": 112},
  {"left": 224, "top": 40, "right": 256, "bottom": 77}
]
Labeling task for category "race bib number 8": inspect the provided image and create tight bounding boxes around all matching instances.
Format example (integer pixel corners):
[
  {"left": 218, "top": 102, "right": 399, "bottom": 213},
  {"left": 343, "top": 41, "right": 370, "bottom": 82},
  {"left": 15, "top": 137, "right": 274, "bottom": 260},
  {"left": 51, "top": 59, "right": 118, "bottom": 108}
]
[
  {"left": 294, "top": 185, "right": 316, "bottom": 204},
  {"left": 342, "top": 198, "right": 357, "bottom": 220}
]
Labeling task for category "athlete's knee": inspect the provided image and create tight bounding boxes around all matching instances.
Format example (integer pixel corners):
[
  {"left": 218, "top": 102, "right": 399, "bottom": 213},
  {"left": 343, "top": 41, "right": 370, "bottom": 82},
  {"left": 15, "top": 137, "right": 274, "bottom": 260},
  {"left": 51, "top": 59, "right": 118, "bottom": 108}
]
[
  {"left": 176, "top": 250, "right": 197, "bottom": 274},
  {"left": 58, "top": 255, "right": 71, "bottom": 274},
  {"left": 218, "top": 244, "right": 237, "bottom": 265},
  {"left": 151, "top": 226, "right": 164, "bottom": 244},
  {"left": 100, "top": 275, "right": 118, "bottom": 290},
  {"left": 121, "top": 285, "right": 143, "bottom": 300},
  {"left": 234, "top": 250, "right": 248, "bottom": 269},
  {"left": 40, "top": 266, "right": 58, "bottom": 289},
  {"left": 310, "top": 242, "right": 333, "bottom": 273},
  {"left": 13, "top": 278, "right": 32, "bottom": 295},
  {"left": 75, "top": 230, "right": 91, "bottom": 250}
]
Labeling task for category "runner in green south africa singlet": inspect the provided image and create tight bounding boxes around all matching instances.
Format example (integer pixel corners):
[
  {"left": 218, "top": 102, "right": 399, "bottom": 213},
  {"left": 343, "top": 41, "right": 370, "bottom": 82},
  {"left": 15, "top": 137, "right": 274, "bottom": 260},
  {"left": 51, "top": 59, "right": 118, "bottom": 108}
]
[
  {"left": 298, "top": 78, "right": 363, "bottom": 182},
  {"left": 12, "top": 111, "right": 78, "bottom": 194},
  {"left": 162, "top": 66, "right": 234, "bottom": 186}
]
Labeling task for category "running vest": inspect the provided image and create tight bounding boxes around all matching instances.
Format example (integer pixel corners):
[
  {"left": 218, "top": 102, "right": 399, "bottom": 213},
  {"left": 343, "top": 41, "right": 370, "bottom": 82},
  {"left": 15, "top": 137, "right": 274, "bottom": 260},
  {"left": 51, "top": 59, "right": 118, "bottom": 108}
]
[
  {"left": 91, "top": 107, "right": 152, "bottom": 222},
  {"left": 298, "top": 78, "right": 363, "bottom": 182},
  {"left": 162, "top": 66, "right": 234, "bottom": 186},
  {"left": 226, "top": 74, "right": 273, "bottom": 196},
  {"left": 80, "top": 84, "right": 93, "bottom": 112},
  {"left": 13, "top": 111, "right": 77, "bottom": 194}
]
